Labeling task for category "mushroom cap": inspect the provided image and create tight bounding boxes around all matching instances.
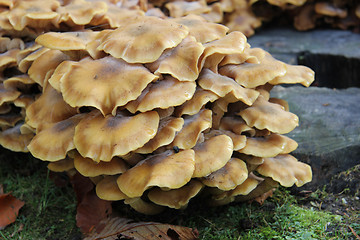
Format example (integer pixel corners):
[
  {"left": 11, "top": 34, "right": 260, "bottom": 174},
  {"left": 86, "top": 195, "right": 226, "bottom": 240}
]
[
  {"left": 117, "top": 149, "right": 195, "bottom": 198},
  {"left": 201, "top": 2, "right": 223, "bottom": 23},
  {"left": 198, "top": 69, "right": 259, "bottom": 106},
  {"left": 146, "top": 36, "right": 204, "bottom": 82},
  {"left": 267, "top": 0, "right": 307, "bottom": 7},
  {"left": 74, "top": 111, "right": 159, "bottom": 162},
  {"left": 165, "top": 0, "right": 210, "bottom": 18},
  {"left": 47, "top": 60, "right": 74, "bottom": 92},
  {"left": 17, "top": 46, "right": 48, "bottom": 73},
  {"left": 256, "top": 154, "right": 312, "bottom": 187},
  {"left": 135, "top": 117, "right": 184, "bottom": 154},
  {"left": 219, "top": 116, "right": 256, "bottom": 136},
  {"left": 74, "top": 152, "right": 128, "bottom": 177},
  {"left": 175, "top": 88, "right": 219, "bottom": 116},
  {"left": 0, "top": 124, "right": 34, "bottom": 152},
  {"left": 225, "top": 8, "right": 261, "bottom": 37},
  {"left": 192, "top": 134, "right": 233, "bottom": 178},
  {"left": 60, "top": 56, "right": 158, "bottom": 116},
  {"left": 35, "top": 31, "right": 101, "bottom": 52},
  {"left": 204, "top": 129, "right": 246, "bottom": 151},
  {"left": 0, "top": 112, "right": 23, "bottom": 130},
  {"left": 125, "top": 76, "right": 196, "bottom": 113},
  {"left": 0, "top": 83, "right": 21, "bottom": 105},
  {"left": 201, "top": 158, "right": 248, "bottom": 190},
  {"left": 238, "top": 134, "right": 298, "bottom": 157},
  {"left": 97, "top": 16, "right": 189, "bottom": 63},
  {"left": 269, "top": 98, "right": 289, "bottom": 111},
  {"left": 269, "top": 64, "right": 315, "bottom": 87},
  {"left": 28, "top": 49, "right": 70, "bottom": 86},
  {"left": 124, "top": 198, "right": 165, "bottom": 215},
  {"left": 56, "top": 0, "right": 108, "bottom": 26},
  {"left": 27, "top": 114, "right": 85, "bottom": 161},
  {"left": 219, "top": 50, "right": 287, "bottom": 88},
  {"left": 170, "top": 14, "right": 228, "bottom": 44},
  {"left": 238, "top": 96, "right": 299, "bottom": 134},
  {"left": 198, "top": 31, "right": 247, "bottom": 71},
  {"left": 6, "top": 0, "right": 59, "bottom": 31},
  {"left": 172, "top": 109, "right": 212, "bottom": 149},
  {"left": 26, "top": 84, "right": 78, "bottom": 129},
  {"left": 96, "top": 175, "right": 128, "bottom": 201},
  {"left": 47, "top": 157, "right": 75, "bottom": 172},
  {"left": 0, "top": 49, "right": 18, "bottom": 71},
  {"left": 148, "top": 180, "right": 204, "bottom": 209},
  {"left": 3, "top": 74, "right": 36, "bottom": 92},
  {"left": 0, "top": 103, "right": 11, "bottom": 114},
  {"left": 314, "top": 2, "right": 347, "bottom": 18}
]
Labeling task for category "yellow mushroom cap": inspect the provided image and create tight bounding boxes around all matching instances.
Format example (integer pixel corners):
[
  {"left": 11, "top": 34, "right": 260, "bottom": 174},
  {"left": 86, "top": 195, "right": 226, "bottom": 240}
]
[
  {"left": 135, "top": 117, "right": 184, "bottom": 154},
  {"left": 26, "top": 84, "right": 78, "bottom": 129},
  {"left": 3, "top": 74, "right": 36, "bottom": 92},
  {"left": 202, "top": 158, "right": 248, "bottom": 190},
  {"left": 60, "top": 56, "right": 158, "bottom": 116},
  {"left": 198, "top": 69, "right": 260, "bottom": 106},
  {"left": 124, "top": 198, "right": 165, "bottom": 215},
  {"left": 238, "top": 134, "right": 298, "bottom": 157},
  {"left": 96, "top": 175, "right": 128, "bottom": 201},
  {"left": 175, "top": 88, "right": 219, "bottom": 116},
  {"left": 204, "top": 129, "right": 246, "bottom": 151},
  {"left": 117, "top": 149, "right": 195, "bottom": 198},
  {"left": 192, "top": 134, "right": 233, "bottom": 178},
  {"left": 27, "top": 114, "right": 85, "bottom": 161},
  {"left": 172, "top": 109, "right": 212, "bottom": 149},
  {"left": 238, "top": 96, "right": 299, "bottom": 134},
  {"left": 148, "top": 180, "right": 204, "bottom": 209},
  {"left": 165, "top": 0, "right": 210, "bottom": 18},
  {"left": 269, "top": 64, "right": 315, "bottom": 87},
  {"left": 0, "top": 83, "right": 21, "bottom": 105},
  {"left": 0, "top": 124, "right": 34, "bottom": 152},
  {"left": 170, "top": 14, "right": 228, "bottom": 44},
  {"left": 256, "top": 154, "right": 312, "bottom": 187},
  {"left": 146, "top": 36, "right": 204, "bottom": 82},
  {"left": 219, "top": 50, "right": 287, "bottom": 88},
  {"left": 219, "top": 116, "right": 256, "bottom": 136},
  {"left": 97, "top": 16, "right": 189, "bottom": 63},
  {"left": 47, "top": 60, "right": 74, "bottom": 92},
  {"left": 47, "top": 157, "right": 75, "bottom": 172},
  {"left": 74, "top": 110, "right": 159, "bottom": 162},
  {"left": 74, "top": 153, "right": 128, "bottom": 177},
  {"left": 126, "top": 76, "right": 196, "bottom": 113}
]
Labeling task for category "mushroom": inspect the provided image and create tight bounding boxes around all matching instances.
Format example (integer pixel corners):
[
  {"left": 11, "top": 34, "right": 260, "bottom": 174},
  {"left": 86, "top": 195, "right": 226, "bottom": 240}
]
[
  {"left": 96, "top": 175, "right": 128, "bottom": 201},
  {"left": 117, "top": 149, "right": 195, "bottom": 198},
  {"left": 47, "top": 157, "right": 75, "bottom": 172}
]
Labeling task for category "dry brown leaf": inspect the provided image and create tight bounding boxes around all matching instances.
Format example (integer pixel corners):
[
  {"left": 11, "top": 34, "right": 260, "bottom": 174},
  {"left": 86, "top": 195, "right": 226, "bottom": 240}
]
[
  {"left": 253, "top": 188, "right": 276, "bottom": 205},
  {"left": 84, "top": 216, "right": 199, "bottom": 240},
  {"left": 0, "top": 191, "right": 25, "bottom": 229},
  {"left": 70, "top": 173, "right": 112, "bottom": 234}
]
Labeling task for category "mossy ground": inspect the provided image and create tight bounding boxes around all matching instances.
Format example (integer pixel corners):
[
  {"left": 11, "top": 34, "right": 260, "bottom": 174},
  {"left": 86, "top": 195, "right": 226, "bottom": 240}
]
[{"left": 0, "top": 149, "right": 359, "bottom": 240}]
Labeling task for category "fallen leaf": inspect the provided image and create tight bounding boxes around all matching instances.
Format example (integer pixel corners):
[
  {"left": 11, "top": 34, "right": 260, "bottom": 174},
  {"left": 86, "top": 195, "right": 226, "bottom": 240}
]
[
  {"left": 0, "top": 192, "right": 25, "bottom": 229},
  {"left": 70, "top": 173, "right": 112, "bottom": 234},
  {"left": 253, "top": 188, "right": 275, "bottom": 205},
  {"left": 84, "top": 217, "right": 199, "bottom": 240}
]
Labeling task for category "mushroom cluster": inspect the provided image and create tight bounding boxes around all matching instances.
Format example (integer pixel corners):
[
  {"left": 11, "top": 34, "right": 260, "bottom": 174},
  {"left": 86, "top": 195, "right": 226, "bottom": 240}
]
[{"left": 0, "top": 2, "right": 314, "bottom": 214}]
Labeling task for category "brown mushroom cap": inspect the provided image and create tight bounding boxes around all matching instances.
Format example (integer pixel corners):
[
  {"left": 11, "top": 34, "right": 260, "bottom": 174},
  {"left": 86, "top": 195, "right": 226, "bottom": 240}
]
[
  {"left": 60, "top": 56, "right": 158, "bottom": 116},
  {"left": 0, "top": 83, "right": 21, "bottom": 105},
  {"left": 27, "top": 114, "right": 85, "bottom": 161},
  {"left": 314, "top": 2, "right": 347, "bottom": 18},
  {"left": 219, "top": 116, "right": 256, "bottom": 136},
  {"left": 198, "top": 69, "right": 259, "bottom": 106},
  {"left": 28, "top": 49, "right": 70, "bottom": 86},
  {"left": 238, "top": 134, "right": 298, "bottom": 157},
  {"left": 135, "top": 117, "right": 184, "bottom": 154},
  {"left": 18, "top": 47, "right": 49, "bottom": 73},
  {"left": 269, "top": 64, "right": 315, "bottom": 87},
  {"left": 198, "top": 31, "right": 247, "bottom": 71},
  {"left": 192, "top": 134, "right": 233, "bottom": 178},
  {"left": 166, "top": 0, "right": 210, "bottom": 18},
  {"left": 146, "top": 36, "right": 204, "bottom": 82},
  {"left": 172, "top": 109, "right": 212, "bottom": 149},
  {"left": 26, "top": 84, "right": 78, "bottom": 129},
  {"left": 256, "top": 154, "right": 312, "bottom": 187},
  {"left": 170, "top": 14, "right": 228, "bottom": 44},
  {"left": 125, "top": 76, "right": 196, "bottom": 113},
  {"left": 204, "top": 129, "right": 247, "bottom": 151},
  {"left": 97, "top": 16, "right": 189, "bottom": 63},
  {"left": 201, "top": 158, "right": 248, "bottom": 190},
  {"left": 56, "top": 0, "right": 108, "bottom": 26},
  {"left": 225, "top": 8, "right": 261, "bottom": 37},
  {"left": 47, "top": 157, "right": 75, "bottom": 172},
  {"left": 47, "top": 60, "right": 74, "bottom": 92},
  {"left": 238, "top": 96, "right": 299, "bottom": 134},
  {"left": 3, "top": 74, "right": 36, "bottom": 92},
  {"left": 74, "top": 111, "right": 159, "bottom": 162},
  {"left": 74, "top": 152, "right": 128, "bottom": 177},
  {"left": 117, "top": 149, "right": 195, "bottom": 198},
  {"left": 175, "top": 88, "right": 219, "bottom": 116},
  {"left": 96, "top": 175, "right": 128, "bottom": 201},
  {"left": 0, "top": 123, "right": 34, "bottom": 152},
  {"left": 148, "top": 180, "right": 204, "bottom": 209},
  {"left": 219, "top": 50, "right": 287, "bottom": 88},
  {"left": 0, "top": 49, "right": 18, "bottom": 71},
  {"left": 124, "top": 197, "right": 165, "bottom": 215}
]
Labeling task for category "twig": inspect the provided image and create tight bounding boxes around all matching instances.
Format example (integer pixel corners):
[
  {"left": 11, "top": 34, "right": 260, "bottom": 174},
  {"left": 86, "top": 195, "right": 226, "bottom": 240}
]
[{"left": 349, "top": 225, "right": 360, "bottom": 240}]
